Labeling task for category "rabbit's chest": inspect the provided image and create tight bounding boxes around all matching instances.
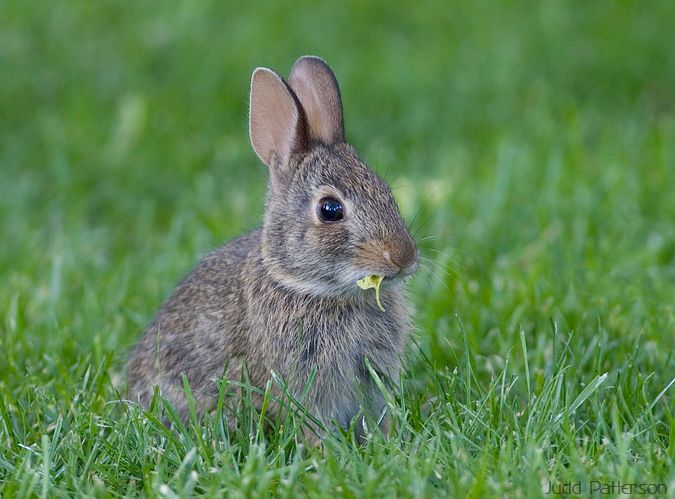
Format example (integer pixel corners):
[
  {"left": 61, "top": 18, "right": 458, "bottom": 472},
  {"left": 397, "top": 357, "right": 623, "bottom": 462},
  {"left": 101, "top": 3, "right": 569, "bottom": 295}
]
[
  {"left": 292, "top": 306, "right": 403, "bottom": 374},
  {"left": 246, "top": 288, "right": 410, "bottom": 385}
]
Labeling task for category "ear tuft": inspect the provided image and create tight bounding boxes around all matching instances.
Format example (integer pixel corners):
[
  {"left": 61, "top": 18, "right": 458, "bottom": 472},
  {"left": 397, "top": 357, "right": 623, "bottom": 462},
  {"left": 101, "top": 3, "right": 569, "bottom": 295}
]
[
  {"left": 249, "top": 67, "right": 306, "bottom": 169},
  {"left": 288, "top": 56, "right": 345, "bottom": 145}
]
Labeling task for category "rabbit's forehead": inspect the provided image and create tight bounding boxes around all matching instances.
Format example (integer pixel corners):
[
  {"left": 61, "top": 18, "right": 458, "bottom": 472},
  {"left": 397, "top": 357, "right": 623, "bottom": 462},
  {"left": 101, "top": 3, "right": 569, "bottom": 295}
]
[{"left": 302, "top": 147, "right": 394, "bottom": 204}]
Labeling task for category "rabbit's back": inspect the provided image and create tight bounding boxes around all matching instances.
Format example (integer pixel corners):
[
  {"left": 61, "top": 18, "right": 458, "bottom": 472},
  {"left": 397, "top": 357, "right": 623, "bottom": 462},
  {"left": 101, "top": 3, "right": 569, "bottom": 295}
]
[{"left": 127, "top": 230, "right": 262, "bottom": 414}]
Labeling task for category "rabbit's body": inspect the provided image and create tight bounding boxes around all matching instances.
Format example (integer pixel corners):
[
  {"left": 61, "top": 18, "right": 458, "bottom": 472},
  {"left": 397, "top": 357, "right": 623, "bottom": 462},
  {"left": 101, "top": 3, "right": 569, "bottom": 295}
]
[
  {"left": 127, "top": 57, "right": 418, "bottom": 438},
  {"left": 128, "top": 225, "right": 411, "bottom": 427}
]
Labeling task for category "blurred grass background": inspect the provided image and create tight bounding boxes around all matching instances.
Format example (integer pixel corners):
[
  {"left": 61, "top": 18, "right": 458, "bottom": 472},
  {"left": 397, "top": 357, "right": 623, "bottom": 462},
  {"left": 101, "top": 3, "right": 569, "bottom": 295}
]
[{"left": 1, "top": 0, "right": 674, "bottom": 496}]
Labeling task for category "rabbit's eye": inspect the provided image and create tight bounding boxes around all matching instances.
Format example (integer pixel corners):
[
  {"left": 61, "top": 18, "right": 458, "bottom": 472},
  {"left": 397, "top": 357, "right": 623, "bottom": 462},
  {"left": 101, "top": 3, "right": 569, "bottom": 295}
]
[{"left": 318, "top": 197, "right": 344, "bottom": 222}]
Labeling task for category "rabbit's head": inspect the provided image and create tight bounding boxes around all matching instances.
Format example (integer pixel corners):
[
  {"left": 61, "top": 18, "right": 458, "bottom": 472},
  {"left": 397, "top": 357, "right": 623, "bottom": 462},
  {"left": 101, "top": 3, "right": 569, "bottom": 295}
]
[{"left": 249, "top": 56, "right": 418, "bottom": 297}]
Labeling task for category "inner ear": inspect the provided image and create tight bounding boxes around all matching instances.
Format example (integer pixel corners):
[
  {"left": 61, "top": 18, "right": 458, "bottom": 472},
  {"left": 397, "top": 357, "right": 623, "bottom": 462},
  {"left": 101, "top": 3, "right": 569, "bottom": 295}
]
[
  {"left": 288, "top": 56, "right": 345, "bottom": 145},
  {"left": 249, "top": 67, "right": 308, "bottom": 170}
]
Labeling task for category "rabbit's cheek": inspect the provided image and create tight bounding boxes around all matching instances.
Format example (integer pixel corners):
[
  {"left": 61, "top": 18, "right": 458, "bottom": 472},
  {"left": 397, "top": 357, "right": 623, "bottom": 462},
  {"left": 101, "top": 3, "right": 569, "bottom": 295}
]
[{"left": 311, "top": 226, "right": 351, "bottom": 258}]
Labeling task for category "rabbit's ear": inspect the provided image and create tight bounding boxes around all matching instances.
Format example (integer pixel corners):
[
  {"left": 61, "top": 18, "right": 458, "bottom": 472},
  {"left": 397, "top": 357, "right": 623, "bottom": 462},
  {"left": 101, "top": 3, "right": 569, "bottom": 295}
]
[
  {"left": 288, "top": 56, "right": 345, "bottom": 145},
  {"left": 249, "top": 67, "right": 308, "bottom": 169}
]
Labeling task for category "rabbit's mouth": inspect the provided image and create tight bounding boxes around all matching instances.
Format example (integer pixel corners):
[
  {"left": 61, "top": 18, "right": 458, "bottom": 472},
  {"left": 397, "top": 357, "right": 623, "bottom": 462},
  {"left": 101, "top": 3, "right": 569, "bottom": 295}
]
[
  {"left": 354, "top": 268, "right": 415, "bottom": 288},
  {"left": 351, "top": 265, "right": 417, "bottom": 285}
]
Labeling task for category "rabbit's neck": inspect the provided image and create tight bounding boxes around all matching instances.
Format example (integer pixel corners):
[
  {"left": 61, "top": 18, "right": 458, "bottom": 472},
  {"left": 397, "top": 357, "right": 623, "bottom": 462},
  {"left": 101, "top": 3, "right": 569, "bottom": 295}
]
[{"left": 256, "top": 240, "right": 363, "bottom": 302}]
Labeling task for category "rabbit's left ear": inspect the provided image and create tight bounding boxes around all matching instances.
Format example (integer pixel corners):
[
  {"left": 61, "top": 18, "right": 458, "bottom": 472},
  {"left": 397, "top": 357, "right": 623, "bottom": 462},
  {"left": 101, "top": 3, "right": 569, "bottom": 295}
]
[
  {"left": 288, "top": 56, "right": 345, "bottom": 145},
  {"left": 249, "top": 67, "right": 308, "bottom": 171}
]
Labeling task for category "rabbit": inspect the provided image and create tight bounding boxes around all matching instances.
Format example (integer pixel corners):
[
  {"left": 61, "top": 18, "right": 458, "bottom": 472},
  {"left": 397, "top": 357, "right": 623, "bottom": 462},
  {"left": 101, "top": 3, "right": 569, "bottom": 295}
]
[{"left": 126, "top": 55, "right": 419, "bottom": 441}]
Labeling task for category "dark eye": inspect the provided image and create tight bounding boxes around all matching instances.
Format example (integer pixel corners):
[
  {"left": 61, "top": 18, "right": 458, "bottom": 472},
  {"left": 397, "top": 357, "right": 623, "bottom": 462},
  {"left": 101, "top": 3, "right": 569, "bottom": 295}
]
[{"left": 318, "top": 197, "right": 344, "bottom": 222}]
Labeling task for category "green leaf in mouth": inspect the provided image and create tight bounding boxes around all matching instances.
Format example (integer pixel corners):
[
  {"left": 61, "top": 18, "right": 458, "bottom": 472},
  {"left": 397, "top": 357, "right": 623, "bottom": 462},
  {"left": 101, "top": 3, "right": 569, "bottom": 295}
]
[{"left": 356, "top": 275, "right": 385, "bottom": 312}]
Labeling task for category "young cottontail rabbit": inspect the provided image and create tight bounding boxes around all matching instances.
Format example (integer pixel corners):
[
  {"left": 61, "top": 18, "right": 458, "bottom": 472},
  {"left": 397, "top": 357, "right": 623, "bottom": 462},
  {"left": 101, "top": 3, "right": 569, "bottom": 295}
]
[{"left": 127, "top": 56, "right": 418, "bottom": 439}]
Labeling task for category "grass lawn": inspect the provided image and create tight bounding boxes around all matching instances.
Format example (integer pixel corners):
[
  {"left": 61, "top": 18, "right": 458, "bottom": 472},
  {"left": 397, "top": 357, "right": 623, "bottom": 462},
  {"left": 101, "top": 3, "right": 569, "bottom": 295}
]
[{"left": 1, "top": 1, "right": 674, "bottom": 496}]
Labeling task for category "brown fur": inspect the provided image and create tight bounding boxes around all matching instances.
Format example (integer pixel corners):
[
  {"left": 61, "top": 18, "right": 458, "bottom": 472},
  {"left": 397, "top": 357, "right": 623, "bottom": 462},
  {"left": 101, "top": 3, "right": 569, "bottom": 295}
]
[{"left": 127, "top": 56, "right": 418, "bottom": 439}]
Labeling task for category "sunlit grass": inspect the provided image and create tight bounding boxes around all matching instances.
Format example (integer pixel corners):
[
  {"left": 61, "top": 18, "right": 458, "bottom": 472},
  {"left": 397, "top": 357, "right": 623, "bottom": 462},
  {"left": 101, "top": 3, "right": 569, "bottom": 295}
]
[{"left": 1, "top": 0, "right": 673, "bottom": 496}]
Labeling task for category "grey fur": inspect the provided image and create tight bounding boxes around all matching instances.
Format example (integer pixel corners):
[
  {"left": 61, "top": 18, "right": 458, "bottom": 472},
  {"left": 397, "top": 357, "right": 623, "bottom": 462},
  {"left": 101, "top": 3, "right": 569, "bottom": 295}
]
[{"left": 127, "top": 56, "right": 418, "bottom": 440}]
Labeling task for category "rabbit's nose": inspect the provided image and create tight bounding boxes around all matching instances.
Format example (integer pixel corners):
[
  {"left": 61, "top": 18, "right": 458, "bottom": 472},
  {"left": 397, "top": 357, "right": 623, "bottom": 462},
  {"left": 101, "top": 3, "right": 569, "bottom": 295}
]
[
  {"left": 399, "top": 251, "right": 420, "bottom": 277},
  {"left": 384, "top": 237, "right": 419, "bottom": 277}
]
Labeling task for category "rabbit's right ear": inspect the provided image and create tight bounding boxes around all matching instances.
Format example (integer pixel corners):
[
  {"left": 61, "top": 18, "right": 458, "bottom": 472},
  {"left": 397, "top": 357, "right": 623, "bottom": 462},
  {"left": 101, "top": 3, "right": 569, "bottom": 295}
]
[
  {"left": 249, "top": 68, "right": 308, "bottom": 170},
  {"left": 288, "top": 56, "right": 344, "bottom": 145}
]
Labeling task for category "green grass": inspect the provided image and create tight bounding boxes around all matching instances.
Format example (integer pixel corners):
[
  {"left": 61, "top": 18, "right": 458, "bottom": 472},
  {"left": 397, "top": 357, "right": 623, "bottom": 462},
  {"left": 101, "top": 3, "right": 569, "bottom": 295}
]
[{"left": 1, "top": 0, "right": 674, "bottom": 496}]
